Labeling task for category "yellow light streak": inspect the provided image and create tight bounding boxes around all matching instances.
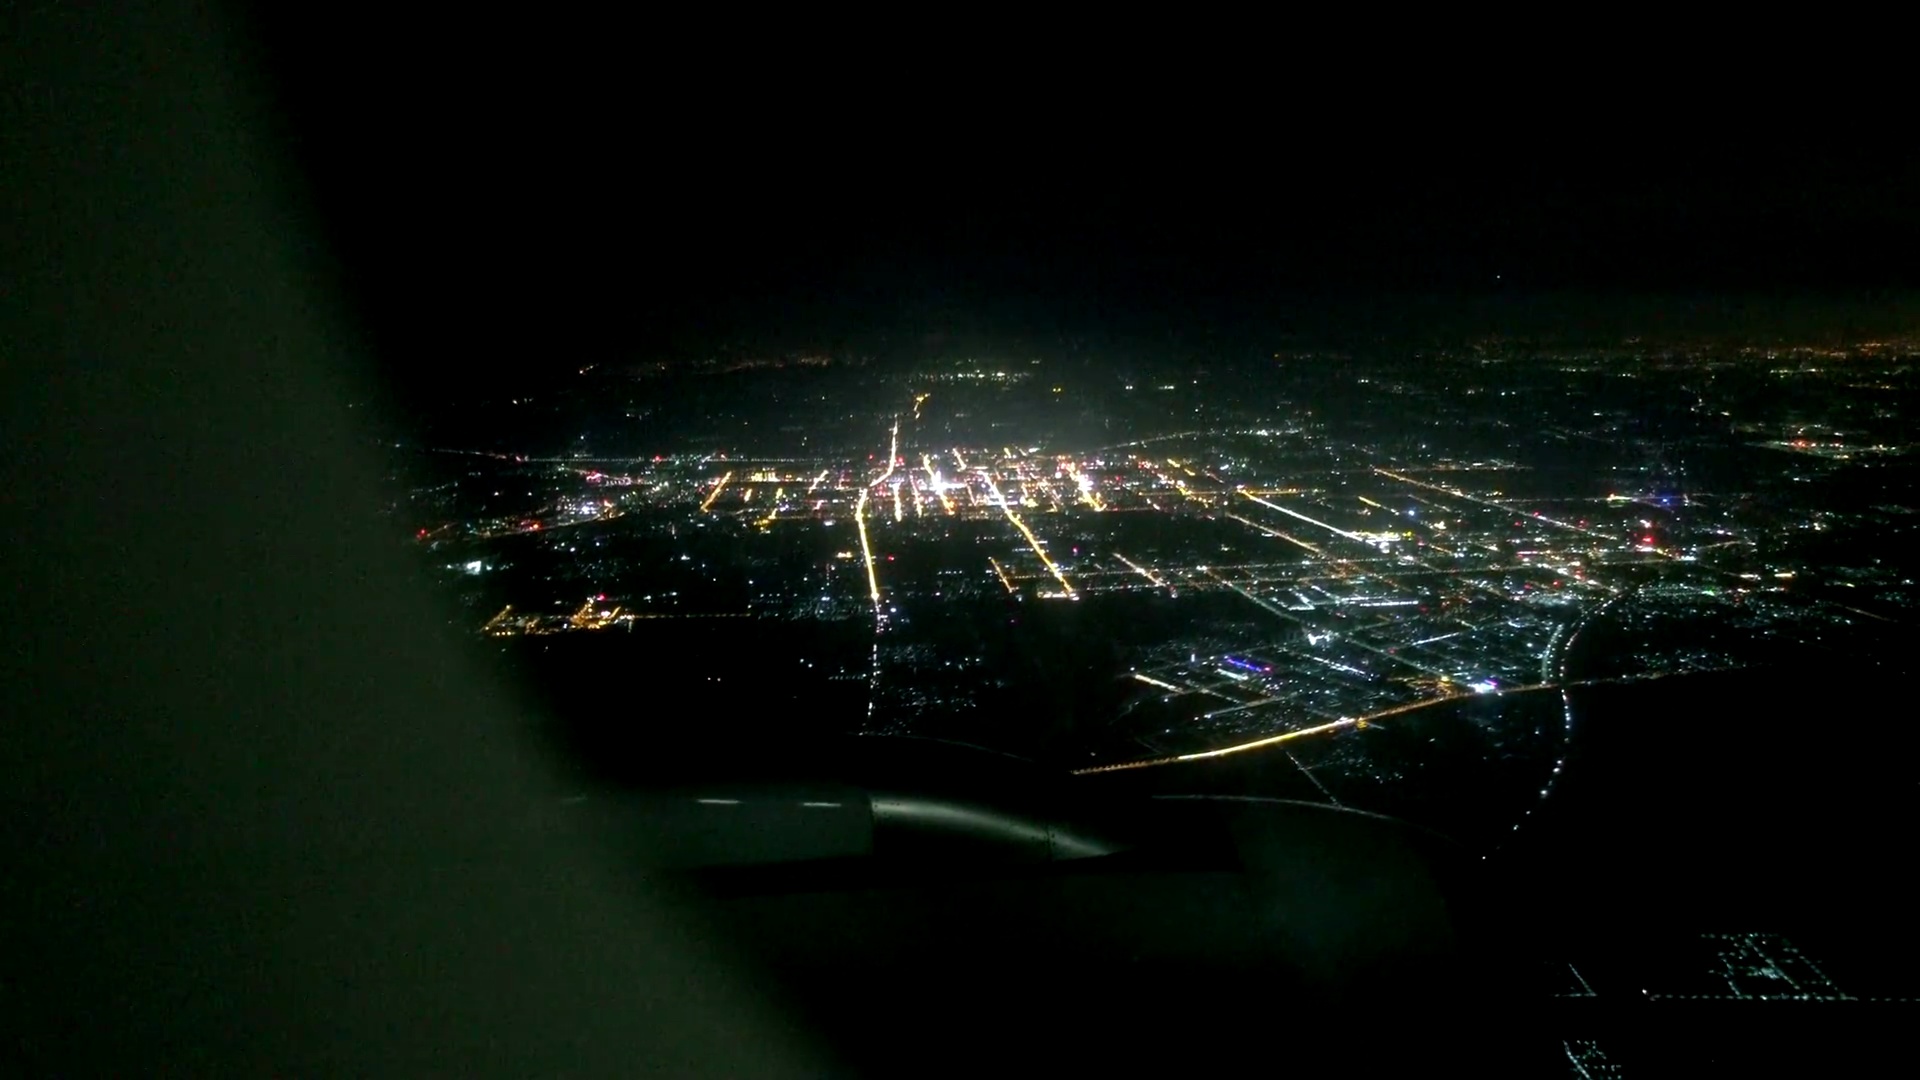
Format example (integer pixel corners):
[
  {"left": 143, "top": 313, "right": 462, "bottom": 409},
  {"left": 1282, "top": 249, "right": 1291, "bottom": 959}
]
[
  {"left": 987, "top": 556, "right": 1016, "bottom": 593},
  {"left": 698, "top": 471, "right": 732, "bottom": 512},
  {"left": 854, "top": 488, "right": 881, "bottom": 611},
  {"left": 878, "top": 420, "right": 898, "bottom": 484},
  {"left": 982, "top": 471, "right": 1074, "bottom": 597},
  {"left": 1075, "top": 756, "right": 1183, "bottom": 774},
  {"left": 1074, "top": 670, "right": 1732, "bottom": 776},
  {"left": 1174, "top": 717, "right": 1357, "bottom": 762},
  {"left": 1237, "top": 490, "right": 1369, "bottom": 543},
  {"left": 1131, "top": 672, "right": 1183, "bottom": 692}
]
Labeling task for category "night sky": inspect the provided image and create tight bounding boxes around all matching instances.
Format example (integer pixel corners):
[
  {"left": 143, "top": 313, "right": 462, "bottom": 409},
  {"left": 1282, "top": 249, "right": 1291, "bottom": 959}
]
[{"left": 243, "top": 16, "right": 1920, "bottom": 400}]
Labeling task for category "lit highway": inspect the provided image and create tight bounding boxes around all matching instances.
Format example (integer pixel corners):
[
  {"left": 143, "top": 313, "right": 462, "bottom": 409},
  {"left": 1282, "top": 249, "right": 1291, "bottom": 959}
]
[
  {"left": 699, "top": 471, "right": 732, "bottom": 512},
  {"left": 987, "top": 556, "right": 1016, "bottom": 594},
  {"left": 1237, "top": 489, "right": 1371, "bottom": 545},
  {"left": 1075, "top": 667, "right": 1734, "bottom": 775},
  {"left": 980, "top": 469, "right": 1076, "bottom": 598},
  {"left": 855, "top": 488, "right": 882, "bottom": 614}
]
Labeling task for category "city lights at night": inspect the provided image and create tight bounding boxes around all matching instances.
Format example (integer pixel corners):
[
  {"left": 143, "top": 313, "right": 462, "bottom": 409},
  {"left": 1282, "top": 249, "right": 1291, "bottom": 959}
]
[
  {"left": 21, "top": 11, "right": 1920, "bottom": 1073},
  {"left": 408, "top": 337, "right": 1920, "bottom": 783}
]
